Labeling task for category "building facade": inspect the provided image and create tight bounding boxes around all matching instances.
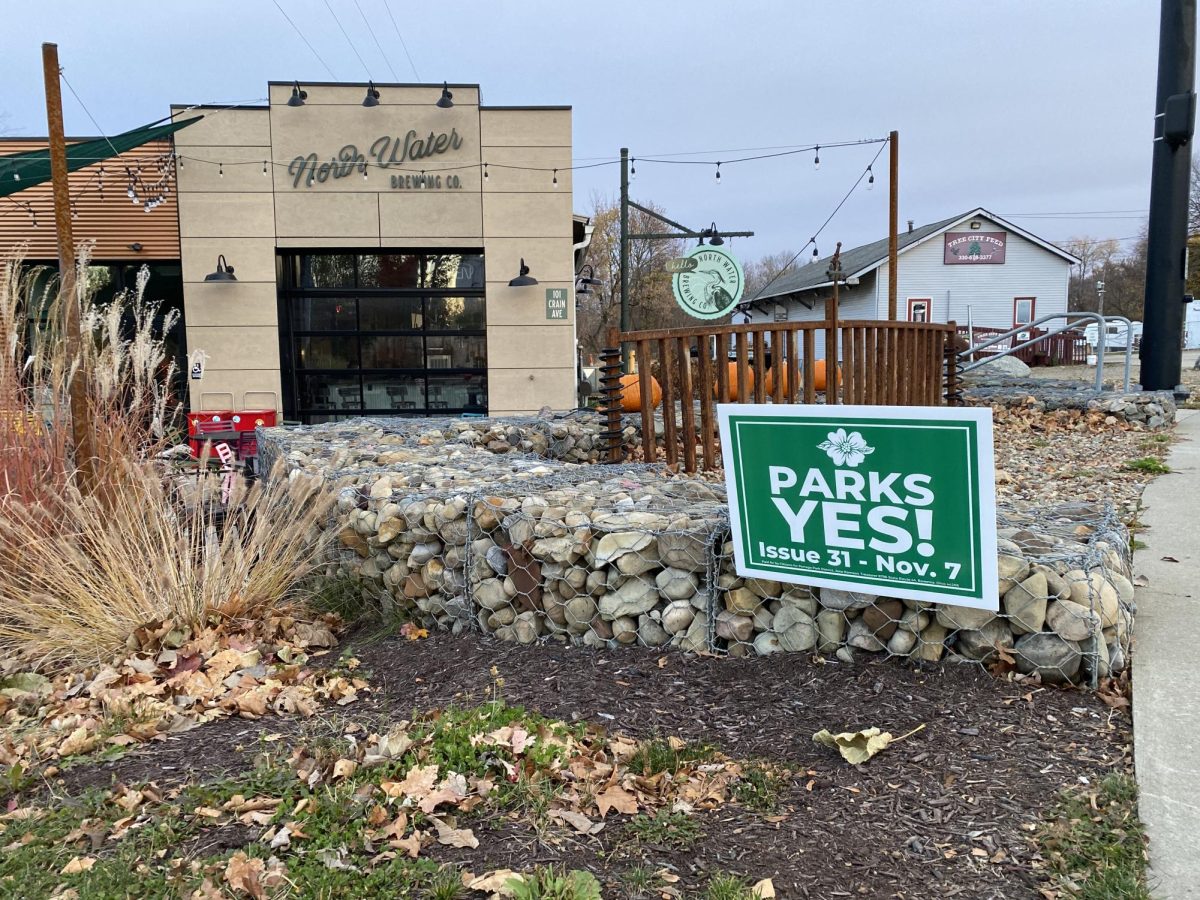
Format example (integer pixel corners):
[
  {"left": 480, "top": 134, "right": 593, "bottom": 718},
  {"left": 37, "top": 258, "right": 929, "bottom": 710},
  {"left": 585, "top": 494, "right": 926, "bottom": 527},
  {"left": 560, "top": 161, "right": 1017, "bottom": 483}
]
[
  {"left": 171, "top": 82, "right": 578, "bottom": 420},
  {"left": 744, "top": 209, "right": 1079, "bottom": 355}
]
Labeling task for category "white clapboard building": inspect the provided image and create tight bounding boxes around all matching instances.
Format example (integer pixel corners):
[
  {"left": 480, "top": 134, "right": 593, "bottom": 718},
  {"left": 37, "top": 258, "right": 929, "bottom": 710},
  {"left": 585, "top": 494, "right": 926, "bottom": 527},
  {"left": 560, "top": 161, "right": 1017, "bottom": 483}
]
[{"left": 741, "top": 208, "right": 1079, "bottom": 357}]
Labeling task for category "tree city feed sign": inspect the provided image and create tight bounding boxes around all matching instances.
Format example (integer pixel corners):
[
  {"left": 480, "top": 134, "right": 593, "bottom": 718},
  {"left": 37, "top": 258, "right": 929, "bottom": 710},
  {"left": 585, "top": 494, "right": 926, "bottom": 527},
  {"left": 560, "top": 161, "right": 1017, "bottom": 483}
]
[
  {"left": 943, "top": 231, "right": 1006, "bottom": 265},
  {"left": 669, "top": 245, "right": 744, "bottom": 319},
  {"left": 718, "top": 405, "right": 999, "bottom": 610}
]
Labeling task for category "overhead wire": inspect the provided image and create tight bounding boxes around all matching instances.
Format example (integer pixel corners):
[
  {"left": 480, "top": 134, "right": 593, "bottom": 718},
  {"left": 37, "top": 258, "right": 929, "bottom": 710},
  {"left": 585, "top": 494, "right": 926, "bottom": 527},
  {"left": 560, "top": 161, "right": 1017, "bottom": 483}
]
[
  {"left": 323, "top": 0, "right": 374, "bottom": 80},
  {"left": 381, "top": 0, "right": 421, "bottom": 80},
  {"left": 352, "top": 0, "right": 401, "bottom": 83},
  {"left": 271, "top": 0, "right": 338, "bottom": 80}
]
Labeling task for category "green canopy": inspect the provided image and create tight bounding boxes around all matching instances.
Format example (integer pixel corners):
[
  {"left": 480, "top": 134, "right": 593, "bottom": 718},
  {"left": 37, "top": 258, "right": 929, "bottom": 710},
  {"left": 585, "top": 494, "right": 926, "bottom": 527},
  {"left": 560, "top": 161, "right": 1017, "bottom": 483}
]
[{"left": 0, "top": 116, "right": 202, "bottom": 198}]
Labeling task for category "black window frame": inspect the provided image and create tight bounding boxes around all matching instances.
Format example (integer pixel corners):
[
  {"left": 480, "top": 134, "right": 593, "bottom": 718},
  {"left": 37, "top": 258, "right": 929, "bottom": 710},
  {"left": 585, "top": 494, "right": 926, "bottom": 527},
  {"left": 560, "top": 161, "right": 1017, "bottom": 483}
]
[{"left": 277, "top": 249, "right": 487, "bottom": 423}]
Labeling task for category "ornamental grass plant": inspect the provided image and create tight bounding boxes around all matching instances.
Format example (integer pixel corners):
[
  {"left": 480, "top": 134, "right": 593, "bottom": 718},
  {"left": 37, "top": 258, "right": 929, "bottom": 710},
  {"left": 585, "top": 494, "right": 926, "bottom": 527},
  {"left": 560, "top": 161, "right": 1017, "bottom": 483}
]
[{"left": 0, "top": 248, "right": 332, "bottom": 666}]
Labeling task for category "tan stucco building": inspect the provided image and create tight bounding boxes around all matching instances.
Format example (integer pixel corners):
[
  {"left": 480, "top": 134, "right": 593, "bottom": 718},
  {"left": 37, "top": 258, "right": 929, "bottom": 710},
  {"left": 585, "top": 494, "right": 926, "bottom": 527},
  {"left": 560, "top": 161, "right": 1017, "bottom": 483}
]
[{"left": 171, "top": 81, "right": 578, "bottom": 421}]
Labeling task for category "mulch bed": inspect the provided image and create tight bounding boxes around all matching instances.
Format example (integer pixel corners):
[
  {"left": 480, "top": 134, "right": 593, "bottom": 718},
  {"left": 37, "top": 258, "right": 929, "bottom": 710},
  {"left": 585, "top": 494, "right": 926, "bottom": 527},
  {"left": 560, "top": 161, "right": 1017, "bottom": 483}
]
[{"left": 41, "top": 632, "right": 1131, "bottom": 898}]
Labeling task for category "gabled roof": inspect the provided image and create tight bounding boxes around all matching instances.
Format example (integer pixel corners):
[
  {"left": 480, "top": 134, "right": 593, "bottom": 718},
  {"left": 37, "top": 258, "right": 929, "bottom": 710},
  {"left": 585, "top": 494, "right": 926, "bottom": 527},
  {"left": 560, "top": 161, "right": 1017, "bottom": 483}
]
[{"left": 747, "top": 207, "right": 1080, "bottom": 305}]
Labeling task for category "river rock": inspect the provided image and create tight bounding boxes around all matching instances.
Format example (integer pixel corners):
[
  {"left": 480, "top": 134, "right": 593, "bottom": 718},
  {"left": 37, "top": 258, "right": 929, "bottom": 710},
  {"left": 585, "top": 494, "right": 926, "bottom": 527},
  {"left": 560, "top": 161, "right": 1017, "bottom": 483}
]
[
  {"left": 1065, "top": 569, "right": 1120, "bottom": 627},
  {"left": 775, "top": 605, "right": 818, "bottom": 652},
  {"left": 1014, "top": 632, "right": 1082, "bottom": 683},
  {"left": 887, "top": 628, "right": 918, "bottom": 656},
  {"left": 816, "top": 609, "right": 845, "bottom": 652},
  {"left": 564, "top": 596, "right": 597, "bottom": 632},
  {"left": 847, "top": 618, "right": 885, "bottom": 651},
  {"left": 1046, "top": 599, "right": 1101, "bottom": 642},
  {"left": 818, "top": 589, "right": 876, "bottom": 611},
  {"left": 474, "top": 577, "right": 509, "bottom": 612},
  {"left": 861, "top": 600, "right": 903, "bottom": 640},
  {"left": 745, "top": 578, "right": 782, "bottom": 599},
  {"left": 656, "top": 568, "right": 698, "bottom": 601},
  {"left": 599, "top": 577, "right": 659, "bottom": 619},
  {"left": 725, "top": 587, "right": 763, "bottom": 615},
  {"left": 595, "top": 532, "right": 653, "bottom": 566},
  {"left": 638, "top": 615, "right": 670, "bottom": 646},
  {"left": 898, "top": 608, "right": 929, "bottom": 634},
  {"left": 716, "top": 610, "right": 754, "bottom": 643},
  {"left": 658, "top": 532, "right": 708, "bottom": 572},
  {"left": 679, "top": 613, "right": 709, "bottom": 652},
  {"left": 1004, "top": 571, "right": 1048, "bottom": 634},
  {"left": 997, "top": 552, "right": 1031, "bottom": 593},
  {"left": 753, "top": 632, "right": 783, "bottom": 655},
  {"left": 935, "top": 604, "right": 996, "bottom": 632},
  {"left": 915, "top": 623, "right": 948, "bottom": 661},
  {"left": 511, "top": 611, "right": 543, "bottom": 644},
  {"left": 661, "top": 600, "right": 696, "bottom": 635},
  {"left": 956, "top": 620, "right": 1014, "bottom": 661},
  {"left": 779, "top": 588, "right": 819, "bottom": 617},
  {"left": 613, "top": 615, "right": 638, "bottom": 644}
]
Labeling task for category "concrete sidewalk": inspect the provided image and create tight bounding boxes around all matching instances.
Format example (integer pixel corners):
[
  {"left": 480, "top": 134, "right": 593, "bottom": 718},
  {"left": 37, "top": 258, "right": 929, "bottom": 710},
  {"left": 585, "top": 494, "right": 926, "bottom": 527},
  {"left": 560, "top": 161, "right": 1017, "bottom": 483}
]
[{"left": 1133, "top": 408, "right": 1200, "bottom": 899}]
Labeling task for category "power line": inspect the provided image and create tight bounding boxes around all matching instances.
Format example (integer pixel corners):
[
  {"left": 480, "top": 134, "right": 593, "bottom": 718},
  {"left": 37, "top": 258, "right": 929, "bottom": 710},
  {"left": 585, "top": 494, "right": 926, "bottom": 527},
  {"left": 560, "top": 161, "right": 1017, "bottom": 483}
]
[
  {"left": 747, "top": 140, "right": 890, "bottom": 303},
  {"left": 59, "top": 70, "right": 120, "bottom": 160},
  {"left": 271, "top": 0, "right": 338, "bottom": 80},
  {"left": 381, "top": 0, "right": 421, "bottom": 80},
  {"left": 323, "top": 0, "right": 374, "bottom": 80},
  {"left": 352, "top": 0, "right": 400, "bottom": 83}
]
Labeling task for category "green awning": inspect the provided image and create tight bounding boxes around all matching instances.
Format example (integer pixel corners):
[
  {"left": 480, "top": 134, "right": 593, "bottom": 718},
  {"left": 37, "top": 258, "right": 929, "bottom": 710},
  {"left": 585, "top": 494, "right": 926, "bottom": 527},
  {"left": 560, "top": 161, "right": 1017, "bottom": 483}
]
[{"left": 0, "top": 116, "right": 202, "bottom": 198}]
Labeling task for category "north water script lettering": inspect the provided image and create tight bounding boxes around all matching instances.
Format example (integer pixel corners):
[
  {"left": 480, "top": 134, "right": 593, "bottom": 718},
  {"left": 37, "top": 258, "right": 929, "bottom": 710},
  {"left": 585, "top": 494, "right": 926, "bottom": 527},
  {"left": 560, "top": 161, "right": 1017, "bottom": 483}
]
[{"left": 288, "top": 128, "right": 465, "bottom": 189}]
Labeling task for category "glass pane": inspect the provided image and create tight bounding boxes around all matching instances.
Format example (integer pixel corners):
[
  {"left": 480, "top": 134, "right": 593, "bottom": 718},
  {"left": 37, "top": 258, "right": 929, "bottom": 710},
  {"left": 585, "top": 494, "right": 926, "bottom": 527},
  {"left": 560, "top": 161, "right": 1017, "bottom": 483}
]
[
  {"left": 359, "top": 254, "right": 422, "bottom": 288},
  {"left": 296, "top": 336, "right": 358, "bottom": 370},
  {"left": 426, "top": 296, "right": 485, "bottom": 331},
  {"left": 425, "top": 253, "right": 485, "bottom": 289},
  {"left": 299, "top": 373, "right": 361, "bottom": 411},
  {"left": 359, "top": 296, "right": 423, "bottom": 331},
  {"left": 425, "top": 335, "right": 487, "bottom": 369},
  {"left": 362, "top": 335, "right": 424, "bottom": 369},
  {"left": 300, "top": 255, "right": 356, "bottom": 288},
  {"left": 363, "top": 375, "right": 425, "bottom": 411},
  {"left": 428, "top": 373, "right": 487, "bottom": 411},
  {"left": 291, "top": 296, "right": 357, "bottom": 331}
]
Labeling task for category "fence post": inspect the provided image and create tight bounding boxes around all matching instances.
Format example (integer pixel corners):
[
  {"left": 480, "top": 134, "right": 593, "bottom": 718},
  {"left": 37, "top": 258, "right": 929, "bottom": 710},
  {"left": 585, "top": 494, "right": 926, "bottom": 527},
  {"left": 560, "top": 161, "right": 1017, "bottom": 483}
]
[
  {"left": 600, "top": 326, "right": 624, "bottom": 462},
  {"left": 944, "top": 321, "right": 962, "bottom": 407}
]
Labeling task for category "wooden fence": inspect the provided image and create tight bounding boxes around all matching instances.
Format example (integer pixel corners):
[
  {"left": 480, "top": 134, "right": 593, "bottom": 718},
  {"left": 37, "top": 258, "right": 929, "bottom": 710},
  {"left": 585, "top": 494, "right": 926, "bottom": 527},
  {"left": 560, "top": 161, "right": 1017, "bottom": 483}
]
[{"left": 613, "top": 319, "right": 958, "bottom": 472}]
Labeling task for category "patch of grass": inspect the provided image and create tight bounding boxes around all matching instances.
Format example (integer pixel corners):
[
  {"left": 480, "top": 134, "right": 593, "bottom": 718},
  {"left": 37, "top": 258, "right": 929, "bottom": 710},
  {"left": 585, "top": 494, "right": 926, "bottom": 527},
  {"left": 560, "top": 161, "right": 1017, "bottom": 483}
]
[
  {"left": 509, "top": 867, "right": 603, "bottom": 900},
  {"left": 1130, "top": 539, "right": 1148, "bottom": 552},
  {"left": 1140, "top": 433, "right": 1173, "bottom": 448},
  {"left": 426, "top": 864, "right": 468, "bottom": 900},
  {"left": 732, "top": 764, "right": 784, "bottom": 812},
  {"left": 306, "top": 574, "right": 379, "bottom": 623},
  {"left": 704, "top": 871, "right": 756, "bottom": 900},
  {"left": 1031, "top": 437, "right": 1052, "bottom": 448},
  {"left": 624, "top": 810, "right": 702, "bottom": 849},
  {"left": 1124, "top": 456, "right": 1171, "bottom": 474},
  {"left": 620, "top": 865, "right": 663, "bottom": 898},
  {"left": 1038, "top": 773, "right": 1150, "bottom": 900},
  {"left": 626, "top": 737, "right": 717, "bottom": 778}
]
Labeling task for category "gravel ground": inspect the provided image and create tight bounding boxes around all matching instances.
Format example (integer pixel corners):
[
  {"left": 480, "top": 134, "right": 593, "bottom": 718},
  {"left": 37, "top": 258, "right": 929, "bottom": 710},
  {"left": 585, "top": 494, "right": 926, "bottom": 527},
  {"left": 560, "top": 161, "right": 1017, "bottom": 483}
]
[{"left": 1025, "top": 349, "right": 1200, "bottom": 399}]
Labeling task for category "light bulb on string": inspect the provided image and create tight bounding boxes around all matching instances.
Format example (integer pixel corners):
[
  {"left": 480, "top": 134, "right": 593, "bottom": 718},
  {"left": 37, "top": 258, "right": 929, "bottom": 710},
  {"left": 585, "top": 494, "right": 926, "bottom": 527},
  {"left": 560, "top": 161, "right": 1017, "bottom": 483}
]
[
  {"left": 630, "top": 159, "right": 636, "bottom": 181},
  {"left": 218, "top": 162, "right": 224, "bottom": 178},
  {"left": 867, "top": 166, "right": 874, "bottom": 190},
  {"left": 29, "top": 209, "right": 37, "bottom": 228},
  {"left": 715, "top": 162, "right": 721, "bottom": 185},
  {"left": 552, "top": 169, "right": 558, "bottom": 189},
  {"left": 13, "top": 172, "right": 19, "bottom": 181},
  {"left": 813, "top": 146, "right": 820, "bottom": 170},
  {"left": 362, "top": 163, "right": 368, "bottom": 180},
  {"left": 262, "top": 160, "right": 268, "bottom": 176},
  {"left": 812, "top": 245, "right": 819, "bottom": 261},
  {"left": 483, "top": 162, "right": 489, "bottom": 181}
]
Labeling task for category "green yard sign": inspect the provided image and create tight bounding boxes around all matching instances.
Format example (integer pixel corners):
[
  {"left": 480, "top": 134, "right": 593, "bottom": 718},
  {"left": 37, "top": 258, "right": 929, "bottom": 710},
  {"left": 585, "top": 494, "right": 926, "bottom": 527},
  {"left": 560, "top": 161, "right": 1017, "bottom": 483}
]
[
  {"left": 545, "top": 288, "right": 569, "bottom": 320},
  {"left": 718, "top": 405, "right": 999, "bottom": 610}
]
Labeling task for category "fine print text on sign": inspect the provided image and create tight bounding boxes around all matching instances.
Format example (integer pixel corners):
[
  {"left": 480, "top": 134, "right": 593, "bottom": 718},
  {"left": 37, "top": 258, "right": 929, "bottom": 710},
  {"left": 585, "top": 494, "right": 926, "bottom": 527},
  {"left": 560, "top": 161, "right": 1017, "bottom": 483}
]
[
  {"left": 718, "top": 405, "right": 999, "bottom": 610},
  {"left": 545, "top": 288, "right": 568, "bottom": 320}
]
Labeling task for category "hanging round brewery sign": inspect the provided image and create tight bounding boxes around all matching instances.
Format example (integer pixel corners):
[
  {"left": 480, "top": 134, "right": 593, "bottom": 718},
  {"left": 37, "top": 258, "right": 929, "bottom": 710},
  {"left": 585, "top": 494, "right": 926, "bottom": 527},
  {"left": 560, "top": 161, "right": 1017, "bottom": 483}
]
[{"left": 669, "top": 244, "right": 745, "bottom": 320}]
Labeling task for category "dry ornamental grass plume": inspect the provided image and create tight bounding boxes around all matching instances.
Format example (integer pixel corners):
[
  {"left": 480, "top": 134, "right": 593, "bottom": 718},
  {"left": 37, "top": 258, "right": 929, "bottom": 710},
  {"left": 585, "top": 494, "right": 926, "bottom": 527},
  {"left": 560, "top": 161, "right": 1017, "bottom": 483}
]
[{"left": 0, "top": 247, "right": 333, "bottom": 666}]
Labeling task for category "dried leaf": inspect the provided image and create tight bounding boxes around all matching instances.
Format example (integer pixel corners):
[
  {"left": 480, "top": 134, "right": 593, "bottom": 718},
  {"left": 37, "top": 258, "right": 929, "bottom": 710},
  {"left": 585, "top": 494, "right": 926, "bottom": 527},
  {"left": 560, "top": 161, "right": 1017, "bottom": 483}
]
[
  {"left": 431, "top": 816, "right": 478, "bottom": 849},
  {"left": 60, "top": 856, "right": 96, "bottom": 875},
  {"left": 812, "top": 724, "right": 925, "bottom": 765},
  {"left": 550, "top": 808, "right": 602, "bottom": 834},
  {"left": 595, "top": 782, "right": 638, "bottom": 818},
  {"left": 467, "top": 869, "right": 524, "bottom": 897},
  {"left": 223, "top": 851, "right": 266, "bottom": 899},
  {"left": 752, "top": 878, "right": 776, "bottom": 898}
]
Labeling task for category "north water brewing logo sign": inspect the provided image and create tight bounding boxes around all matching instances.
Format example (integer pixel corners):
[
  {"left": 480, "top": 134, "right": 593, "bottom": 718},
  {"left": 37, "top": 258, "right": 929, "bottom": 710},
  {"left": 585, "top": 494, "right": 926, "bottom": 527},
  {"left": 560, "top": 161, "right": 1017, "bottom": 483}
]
[
  {"left": 669, "top": 245, "right": 744, "bottom": 319},
  {"left": 718, "top": 405, "right": 999, "bottom": 610}
]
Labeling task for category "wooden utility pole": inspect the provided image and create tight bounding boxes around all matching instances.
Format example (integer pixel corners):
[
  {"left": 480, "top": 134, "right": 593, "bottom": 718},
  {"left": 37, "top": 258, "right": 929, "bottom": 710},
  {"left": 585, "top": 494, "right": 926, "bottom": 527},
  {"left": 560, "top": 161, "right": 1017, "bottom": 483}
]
[
  {"left": 888, "top": 130, "right": 899, "bottom": 320},
  {"left": 826, "top": 242, "right": 843, "bottom": 401},
  {"left": 42, "top": 42, "right": 97, "bottom": 493}
]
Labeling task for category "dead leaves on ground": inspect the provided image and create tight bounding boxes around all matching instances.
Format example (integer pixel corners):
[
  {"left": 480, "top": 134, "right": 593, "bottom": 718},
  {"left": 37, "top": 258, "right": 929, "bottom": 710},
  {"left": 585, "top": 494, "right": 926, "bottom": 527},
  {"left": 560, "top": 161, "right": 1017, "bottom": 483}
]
[{"left": 0, "top": 612, "right": 362, "bottom": 774}]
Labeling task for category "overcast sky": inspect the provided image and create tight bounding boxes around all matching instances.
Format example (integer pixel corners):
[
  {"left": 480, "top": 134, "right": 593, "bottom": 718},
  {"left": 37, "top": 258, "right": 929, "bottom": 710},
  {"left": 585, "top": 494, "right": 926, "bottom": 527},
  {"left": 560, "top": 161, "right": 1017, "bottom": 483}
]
[{"left": 0, "top": 0, "right": 1175, "bottom": 264}]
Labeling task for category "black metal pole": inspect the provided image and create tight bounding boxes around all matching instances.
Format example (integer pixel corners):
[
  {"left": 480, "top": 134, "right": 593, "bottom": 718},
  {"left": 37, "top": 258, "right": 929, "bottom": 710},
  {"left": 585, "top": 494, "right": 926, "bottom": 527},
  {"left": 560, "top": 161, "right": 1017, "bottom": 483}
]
[
  {"left": 619, "top": 147, "right": 631, "bottom": 371},
  {"left": 1142, "top": 0, "right": 1197, "bottom": 392}
]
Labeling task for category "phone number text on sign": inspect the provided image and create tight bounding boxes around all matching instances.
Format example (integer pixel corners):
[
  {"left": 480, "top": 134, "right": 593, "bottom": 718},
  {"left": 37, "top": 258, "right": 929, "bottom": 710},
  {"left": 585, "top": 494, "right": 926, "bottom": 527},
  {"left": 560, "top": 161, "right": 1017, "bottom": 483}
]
[{"left": 718, "top": 405, "right": 999, "bottom": 611}]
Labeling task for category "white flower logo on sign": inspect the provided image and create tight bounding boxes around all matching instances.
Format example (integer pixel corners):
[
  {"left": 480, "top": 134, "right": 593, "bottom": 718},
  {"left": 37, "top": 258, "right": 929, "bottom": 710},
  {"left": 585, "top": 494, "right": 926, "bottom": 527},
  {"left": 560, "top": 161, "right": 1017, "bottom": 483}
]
[{"left": 817, "top": 429, "right": 875, "bottom": 467}]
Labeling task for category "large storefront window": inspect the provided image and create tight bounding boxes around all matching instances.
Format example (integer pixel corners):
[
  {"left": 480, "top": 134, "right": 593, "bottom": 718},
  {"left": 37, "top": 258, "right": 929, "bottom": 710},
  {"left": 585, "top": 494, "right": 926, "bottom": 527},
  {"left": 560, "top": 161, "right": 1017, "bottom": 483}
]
[{"left": 279, "top": 251, "right": 486, "bottom": 422}]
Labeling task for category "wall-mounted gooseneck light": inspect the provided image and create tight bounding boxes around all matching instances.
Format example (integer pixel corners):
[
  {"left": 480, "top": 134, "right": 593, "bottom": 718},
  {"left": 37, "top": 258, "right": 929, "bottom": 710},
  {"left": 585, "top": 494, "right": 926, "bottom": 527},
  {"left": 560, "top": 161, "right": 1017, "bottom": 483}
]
[
  {"left": 362, "top": 82, "right": 381, "bottom": 107},
  {"left": 204, "top": 255, "right": 237, "bottom": 282},
  {"left": 436, "top": 82, "right": 454, "bottom": 109},
  {"left": 508, "top": 258, "right": 537, "bottom": 287},
  {"left": 287, "top": 82, "right": 307, "bottom": 107}
]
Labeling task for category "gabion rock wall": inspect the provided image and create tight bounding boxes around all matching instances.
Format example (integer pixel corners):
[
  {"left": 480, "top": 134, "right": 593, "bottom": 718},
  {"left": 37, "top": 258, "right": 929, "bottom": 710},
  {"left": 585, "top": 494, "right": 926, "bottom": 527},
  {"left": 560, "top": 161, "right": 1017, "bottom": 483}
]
[{"left": 260, "top": 415, "right": 1133, "bottom": 685}]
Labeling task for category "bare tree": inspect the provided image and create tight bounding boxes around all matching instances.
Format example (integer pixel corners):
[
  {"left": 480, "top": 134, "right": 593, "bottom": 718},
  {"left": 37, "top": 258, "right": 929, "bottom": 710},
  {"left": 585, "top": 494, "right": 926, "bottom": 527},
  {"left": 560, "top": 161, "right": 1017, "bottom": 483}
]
[
  {"left": 1064, "top": 236, "right": 1147, "bottom": 321},
  {"left": 575, "top": 193, "right": 688, "bottom": 361},
  {"left": 744, "top": 250, "right": 802, "bottom": 299}
]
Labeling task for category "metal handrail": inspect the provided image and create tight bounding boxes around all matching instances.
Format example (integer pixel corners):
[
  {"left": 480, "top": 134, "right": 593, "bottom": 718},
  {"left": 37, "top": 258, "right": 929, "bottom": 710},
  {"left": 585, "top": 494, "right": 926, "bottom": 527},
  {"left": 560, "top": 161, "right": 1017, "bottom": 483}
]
[{"left": 959, "top": 312, "right": 1132, "bottom": 392}]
